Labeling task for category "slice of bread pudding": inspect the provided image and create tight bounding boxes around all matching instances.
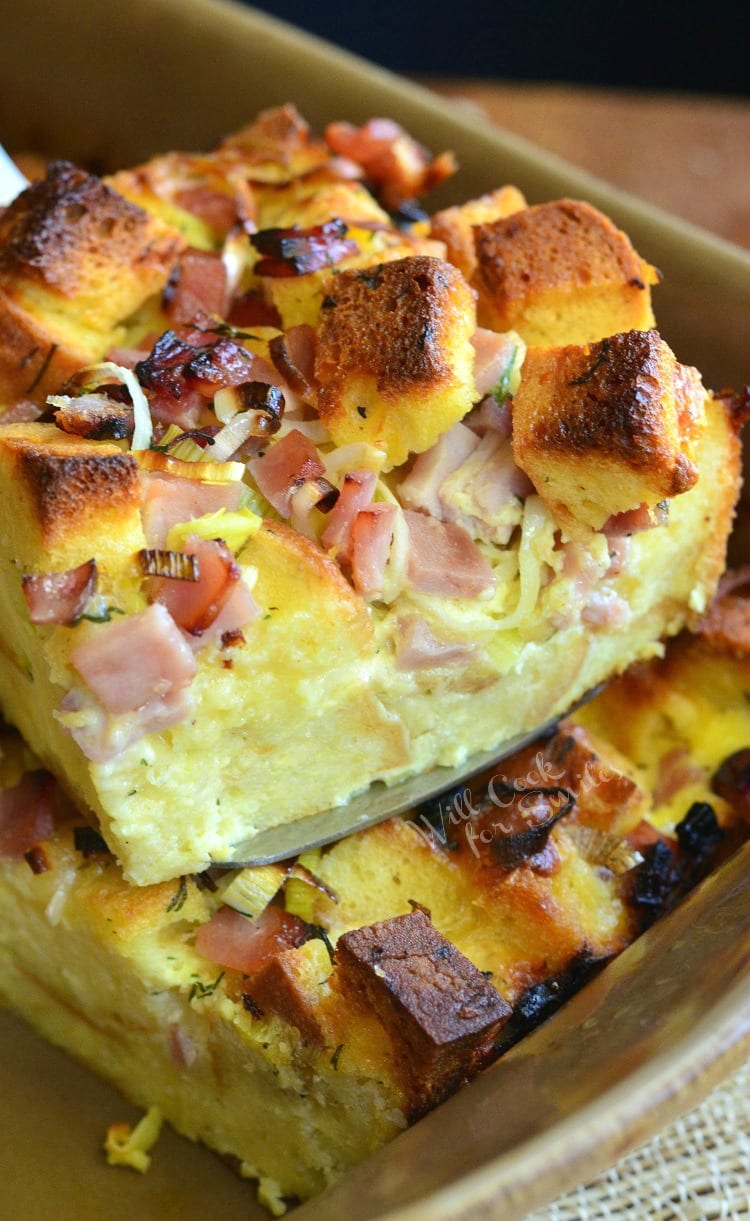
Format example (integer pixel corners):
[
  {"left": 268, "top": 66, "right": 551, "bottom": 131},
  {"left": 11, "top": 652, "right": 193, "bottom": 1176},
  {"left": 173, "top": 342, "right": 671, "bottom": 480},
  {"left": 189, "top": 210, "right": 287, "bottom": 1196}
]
[
  {"left": 0, "top": 616, "right": 746, "bottom": 1213},
  {"left": 0, "top": 107, "right": 740, "bottom": 885}
]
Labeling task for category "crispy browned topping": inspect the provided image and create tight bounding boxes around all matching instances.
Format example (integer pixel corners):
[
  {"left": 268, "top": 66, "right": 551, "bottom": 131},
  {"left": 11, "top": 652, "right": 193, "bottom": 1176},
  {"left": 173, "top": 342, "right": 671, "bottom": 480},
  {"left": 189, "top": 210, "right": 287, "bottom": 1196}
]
[
  {"left": 513, "top": 722, "right": 646, "bottom": 834},
  {"left": 6, "top": 434, "right": 140, "bottom": 547},
  {"left": 53, "top": 395, "right": 134, "bottom": 442},
  {"left": 473, "top": 197, "right": 647, "bottom": 313},
  {"left": 0, "top": 161, "right": 174, "bottom": 296},
  {"left": 337, "top": 909, "right": 510, "bottom": 1116},
  {"left": 218, "top": 103, "right": 325, "bottom": 172},
  {"left": 246, "top": 948, "right": 326, "bottom": 1046},
  {"left": 523, "top": 330, "right": 697, "bottom": 496},
  {"left": 315, "top": 256, "right": 460, "bottom": 409}
]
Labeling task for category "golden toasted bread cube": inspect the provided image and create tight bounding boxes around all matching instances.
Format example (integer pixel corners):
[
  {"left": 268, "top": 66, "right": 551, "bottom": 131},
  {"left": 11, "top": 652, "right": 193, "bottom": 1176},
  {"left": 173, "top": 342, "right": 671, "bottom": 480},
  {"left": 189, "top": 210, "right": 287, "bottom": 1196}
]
[
  {"left": 0, "top": 163, "right": 184, "bottom": 405},
  {"left": 512, "top": 329, "right": 704, "bottom": 531},
  {"left": 429, "top": 185, "right": 527, "bottom": 279},
  {"left": 217, "top": 103, "right": 333, "bottom": 182},
  {"left": 315, "top": 255, "right": 477, "bottom": 468},
  {"left": 471, "top": 198, "right": 659, "bottom": 345},
  {"left": 0, "top": 423, "right": 146, "bottom": 589},
  {"left": 262, "top": 236, "right": 445, "bottom": 330}
]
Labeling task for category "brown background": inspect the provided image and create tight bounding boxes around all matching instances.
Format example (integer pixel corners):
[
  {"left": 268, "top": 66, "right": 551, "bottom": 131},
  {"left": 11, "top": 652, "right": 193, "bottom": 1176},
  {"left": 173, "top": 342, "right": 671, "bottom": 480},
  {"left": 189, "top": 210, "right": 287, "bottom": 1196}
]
[{"left": 423, "top": 81, "right": 750, "bottom": 252}]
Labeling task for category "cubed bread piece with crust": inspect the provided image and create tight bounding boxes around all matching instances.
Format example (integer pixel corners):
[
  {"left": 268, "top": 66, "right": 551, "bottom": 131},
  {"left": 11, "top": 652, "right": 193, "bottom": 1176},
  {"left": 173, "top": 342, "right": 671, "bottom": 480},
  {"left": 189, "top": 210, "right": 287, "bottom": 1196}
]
[
  {"left": 429, "top": 185, "right": 527, "bottom": 280},
  {"left": 0, "top": 423, "right": 145, "bottom": 594},
  {"left": 0, "top": 162, "right": 184, "bottom": 406},
  {"left": 315, "top": 255, "right": 477, "bottom": 469},
  {"left": 336, "top": 909, "right": 511, "bottom": 1115},
  {"left": 471, "top": 198, "right": 659, "bottom": 345},
  {"left": 512, "top": 329, "right": 704, "bottom": 531}
]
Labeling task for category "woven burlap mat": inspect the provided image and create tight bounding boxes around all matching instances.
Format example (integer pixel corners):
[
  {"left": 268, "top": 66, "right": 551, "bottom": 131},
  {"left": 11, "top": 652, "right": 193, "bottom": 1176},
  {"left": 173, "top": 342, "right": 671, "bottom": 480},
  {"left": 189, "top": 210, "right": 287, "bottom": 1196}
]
[{"left": 527, "top": 1056, "right": 750, "bottom": 1219}]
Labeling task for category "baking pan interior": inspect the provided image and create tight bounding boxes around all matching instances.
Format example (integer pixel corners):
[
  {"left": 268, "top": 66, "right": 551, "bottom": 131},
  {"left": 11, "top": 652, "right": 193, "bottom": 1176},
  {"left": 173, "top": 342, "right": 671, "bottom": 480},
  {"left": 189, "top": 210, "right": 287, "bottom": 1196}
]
[{"left": 0, "top": 2, "right": 749, "bottom": 1218}]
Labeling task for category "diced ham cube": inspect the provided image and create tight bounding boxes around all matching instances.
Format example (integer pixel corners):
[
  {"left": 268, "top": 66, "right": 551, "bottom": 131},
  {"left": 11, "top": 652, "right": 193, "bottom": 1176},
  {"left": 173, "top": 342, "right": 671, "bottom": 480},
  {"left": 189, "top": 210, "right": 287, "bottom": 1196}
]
[
  {"left": 249, "top": 429, "right": 325, "bottom": 517},
  {"left": 165, "top": 249, "right": 230, "bottom": 324},
  {"left": 404, "top": 510, "right": 496, "bottom": 599},
  {"left": 321, "top": 469, "right": 378, "bottom": 555},
  {"left": 151, "top": 537, "right": 243, "bottom": 636},
  {"left": 351, "top": 503, "right": 396, "bottom": 598},
  {"left": 398, "top": 423, "right": 480, "bottom": 519},
  {"left": 140, "top": 471, "right": 243, "bottom": 548},
  {"left": 195, "top": 905, "right": 309, "bottom": 975},
  {"left": 70, "top": 603, "right": 197, "bottom": 716}
]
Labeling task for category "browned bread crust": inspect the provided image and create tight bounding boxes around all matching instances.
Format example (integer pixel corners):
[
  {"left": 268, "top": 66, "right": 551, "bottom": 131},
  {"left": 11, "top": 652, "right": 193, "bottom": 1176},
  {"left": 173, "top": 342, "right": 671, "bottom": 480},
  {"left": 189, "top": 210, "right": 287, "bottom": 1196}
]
[
  {"left": 336, "top": 909, "right": 511, "bottom": 1116},
  {"left": 512, "top": 329, "right": 704, "bottom": 530},
  {"left": 0, "top": 425, "right": 140, "bottom": 555},
  {"left": 472, "top": 198, "right": 658, "bottom": 344},
  {"left": 429, "top": 185, "right": 527, "bottom": 280},
  {"left": 315, "top": 254, "right": 476, "bottom": 466},
  {"left": 0, "top": 163, "right": 183, "bottom": 406}
]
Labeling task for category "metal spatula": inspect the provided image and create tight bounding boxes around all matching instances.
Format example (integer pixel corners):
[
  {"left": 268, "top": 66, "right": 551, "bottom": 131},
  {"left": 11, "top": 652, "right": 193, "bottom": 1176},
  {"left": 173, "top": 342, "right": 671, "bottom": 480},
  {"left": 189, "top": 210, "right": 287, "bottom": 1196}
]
[
  {"left": 215, "top": 688, "right": 600, "bottom": 867},
  {"left": 0, "top": 144, "right": 28, "bottom": 205}
]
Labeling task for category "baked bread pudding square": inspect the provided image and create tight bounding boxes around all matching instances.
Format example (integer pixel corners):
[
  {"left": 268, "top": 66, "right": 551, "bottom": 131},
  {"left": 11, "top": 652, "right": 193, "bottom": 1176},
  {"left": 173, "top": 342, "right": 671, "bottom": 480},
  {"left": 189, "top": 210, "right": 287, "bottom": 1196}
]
[{"left": 0, "top": 108, "right": 740, "bottom": 883}]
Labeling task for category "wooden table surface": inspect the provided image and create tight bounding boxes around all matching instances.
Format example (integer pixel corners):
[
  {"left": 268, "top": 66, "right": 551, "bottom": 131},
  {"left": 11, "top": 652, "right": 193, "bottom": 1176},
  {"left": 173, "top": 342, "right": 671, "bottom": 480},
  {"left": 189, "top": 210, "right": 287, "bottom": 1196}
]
[{"left": 422, "top": 79, "right": 750, "bottom": 251}]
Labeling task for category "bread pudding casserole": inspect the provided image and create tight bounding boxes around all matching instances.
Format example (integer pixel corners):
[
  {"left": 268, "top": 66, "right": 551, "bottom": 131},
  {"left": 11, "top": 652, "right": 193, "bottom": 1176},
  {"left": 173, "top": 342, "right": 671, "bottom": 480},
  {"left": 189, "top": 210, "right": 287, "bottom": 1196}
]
[{"left": 0, "top": 106, "right": 747, "bottom": 1215}]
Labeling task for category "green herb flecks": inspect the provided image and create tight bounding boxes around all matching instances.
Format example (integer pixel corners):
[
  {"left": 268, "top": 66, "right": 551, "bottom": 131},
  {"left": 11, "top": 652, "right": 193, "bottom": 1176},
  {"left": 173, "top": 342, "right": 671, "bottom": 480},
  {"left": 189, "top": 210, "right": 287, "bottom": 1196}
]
[
  {"left": 167, "top": 876, "right": 188, "bottom": 913},
  {"left": 75, "top": 606, "right": 126, "bottom": 624},
  {"left": 189, "top": 972, "right": 225, "bottom": 1002},
  {"left": 568, "top": 339, "right": 612, "bottom": 386}
]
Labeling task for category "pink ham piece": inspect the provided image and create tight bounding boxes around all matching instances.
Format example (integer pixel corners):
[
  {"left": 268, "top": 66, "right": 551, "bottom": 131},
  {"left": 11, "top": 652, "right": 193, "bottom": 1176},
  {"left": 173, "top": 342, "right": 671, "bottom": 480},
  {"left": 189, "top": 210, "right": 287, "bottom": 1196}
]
[
  {"left": 70, "top": 602, "right": 197, "bottom": 717},
  {"left": 249, "top": 428, "right": 326, "bottom": 517},
  {"left": 22, "top": 558, "right": 98, "bottom": 625},
  {"left": 106, "top": 345, "right": 151, "bottom": 370},
  {"left": 471, "top": 328, "right": 518, "bottom": 399},
  {"left": 581, "top": 588, "right": 630, "bottom": 628},
  {"left": 174, "top": 187, "right": 239, "bottom": 237},
  {"left": 195, "top": 904, "right": 309, "bottom": 975},
  {"left": 321, "top": 469, "right": 378, "bottom": 555},
  {"left": 269, "top": 323, "right": 317, "bottom": 401},
  {"left": 438, "top": 432, "right": 534, "bottom": 545},
  {"left": 351, "top": 502, "right": 396, "bottom": 598},
  {"left": 165, "top": 249, "right": 230, "bottom": 325},
  {"left": 603, "top": 502, "right": 668, "bottom": 537},
  {"left": 208, "top": 578, "right": 261, "bottom": 644},
  {"left": 398, "top": 423, "right": 480, "bottom": 519},
  {"left": 467, "top": 395, "right": 512, "bottom": 438},
  {"left": 140, "top": 471, "right": 243, "bottom": 548},
  {"left": 0, "top": 399, "right": 42, "bottom": 423},
  {"left": 404, "top": 510, "right": 496, "bottom": 598},
  {"left": 60, "top": 684, "right": 195, "bottom": 764},
  {"left": 150, "top": 536, "right": 247, "bottom": 636},
  {"left": 324, "top": 118, "right": 455, "bottom": 210},
  {"left": 394, "top": 615, "right": 475, "bottom": 670},
  {"left": 0, "top": 770, "right": 58, "bottom": 859},
  {"left": 653, "top": 745, "right": 707, "bottom": 806}
]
